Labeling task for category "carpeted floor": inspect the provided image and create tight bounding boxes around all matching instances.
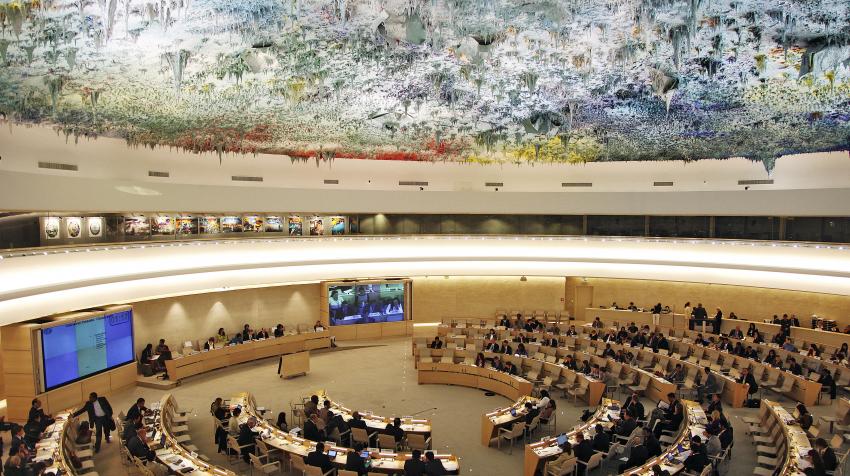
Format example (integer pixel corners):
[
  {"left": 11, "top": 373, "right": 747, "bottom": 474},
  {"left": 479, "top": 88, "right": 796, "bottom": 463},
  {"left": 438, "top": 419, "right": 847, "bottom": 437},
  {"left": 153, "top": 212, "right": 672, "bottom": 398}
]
[{"left": 86, "top": 337, "right": 844, "bottom": 475}]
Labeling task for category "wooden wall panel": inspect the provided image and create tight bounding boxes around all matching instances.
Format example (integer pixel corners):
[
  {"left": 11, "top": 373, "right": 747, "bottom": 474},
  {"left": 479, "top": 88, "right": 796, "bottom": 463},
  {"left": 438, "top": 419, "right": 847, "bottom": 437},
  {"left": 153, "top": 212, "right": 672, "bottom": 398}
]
[
  {"left": 132, "top": 283, "right": 321, "bottom": 356},
  {"left": 411, "top": 276, "right": 566, "bottom": 322},
  {"left": 1, "top": 351, "right": 35, "bottom": 375},
  {"left": 586, "top": 278, "right": 850, "bottom": 325},
  {"left": 4, "top": 373, "right": 37, "bottom": 397},
  {"left": 80, "top": 373, "right": 111, "bottom": 399}
]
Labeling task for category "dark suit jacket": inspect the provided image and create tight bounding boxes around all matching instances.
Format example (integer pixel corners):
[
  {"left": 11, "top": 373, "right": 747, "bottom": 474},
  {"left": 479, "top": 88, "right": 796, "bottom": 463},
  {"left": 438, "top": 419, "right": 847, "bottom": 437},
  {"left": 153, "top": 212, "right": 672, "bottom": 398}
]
[
  {"left": 592, "top": 432, "right": 610, "bottom": 452},
  {"left": 616, "top": 418, "right": 636, "bottom": 437},
  {"left": 575, "top": 440, "right": 594, "bottom": 464},
  {"left": 304, "top": 419, "right": 323, "bottom": 442},
  {"left": 27, "top": 407, "right": 47, "bottom": 424},
  {"left": 823, "top": 448, "right": 838, "bottom": 471},
  {"left": 739, "top": 373, "right": 758, "bottom": 394},
  {"left": 624, "top": 397, "right": 644, "bottom": 419},
  {"left": 306, "top": 450, "right": 334, "bottom": 473},
  {"left": 345, "top": 452, "right": 367, "bottom": 475},
  {"left": 127, "top": 435, "right": 154, "bottom": 461},
  {"left": 125, "top": 404, "right": 147, "bottom": 422},
  {"left": 348, "top": 418, "right": 367, "bottom": 430},
  {"left": 645, "top": 434, "right": 662, "bottom": 457},
  {"left": 403, "top": 458, "right": 427, "bottom": 476},
  {"left": 623, "top": 444, "right": 649, "bottom": 469},
  {"left": 73, "top": 397, "right": 114, "bottom": 422},
  {"left": 684, "top": 445, "right": 709, "bottom": 472},
  {"left": 426, "top": 459, "right": 447, "bottom": 476},
  {"left": 237, "top": 424, "right": 256, "bottom": 447}
]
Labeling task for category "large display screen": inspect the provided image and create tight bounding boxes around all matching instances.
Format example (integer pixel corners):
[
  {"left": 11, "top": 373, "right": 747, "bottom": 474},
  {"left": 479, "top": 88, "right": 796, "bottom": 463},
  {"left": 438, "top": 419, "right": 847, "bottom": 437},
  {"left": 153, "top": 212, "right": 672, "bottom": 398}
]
[
  {"left": 328, "top": 282, "right": 405, "bottom": 326},
  {"left": 40, "top": 309, "right": 135, "bottom": 390}
]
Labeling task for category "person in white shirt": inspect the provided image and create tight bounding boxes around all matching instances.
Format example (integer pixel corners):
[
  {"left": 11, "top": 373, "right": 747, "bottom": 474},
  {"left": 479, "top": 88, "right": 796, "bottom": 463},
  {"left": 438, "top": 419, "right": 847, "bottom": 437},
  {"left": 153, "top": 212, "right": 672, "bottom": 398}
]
[{"left": 534, "top": 390, "right": 551, "bottom": 410}]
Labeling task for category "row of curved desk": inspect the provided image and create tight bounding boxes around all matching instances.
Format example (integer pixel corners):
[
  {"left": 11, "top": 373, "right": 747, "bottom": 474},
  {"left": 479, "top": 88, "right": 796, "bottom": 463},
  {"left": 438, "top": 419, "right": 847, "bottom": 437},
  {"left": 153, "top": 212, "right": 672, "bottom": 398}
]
[
  {"left": 164, "top": 331, "right": 330, "bottom": 382},
  {"left": 432, "top": 325, "right": 826, "bottom": 406},
  {"left": 755, "top": 399, "right": 814, "bottom": 476},
  {"left": 523, "top": 399, "right": 619, "bottom": 476},
  {"left": 233, "top": 392, "right": 461, "bottom": 474},
  {"left": 417, "top": 361, "right": 534, "bottom": 401},
  {"left": 312, "top": 390, "right": 432, "bottom": 436},
  {"left": 154, "top": 394, "right": 235, "bottom": 476},
  {"left": 38, "top": 409, "right": 93, "bottom": 476},
  {"left": 481, "top": 395, "right": 540, "bottom": 446}
]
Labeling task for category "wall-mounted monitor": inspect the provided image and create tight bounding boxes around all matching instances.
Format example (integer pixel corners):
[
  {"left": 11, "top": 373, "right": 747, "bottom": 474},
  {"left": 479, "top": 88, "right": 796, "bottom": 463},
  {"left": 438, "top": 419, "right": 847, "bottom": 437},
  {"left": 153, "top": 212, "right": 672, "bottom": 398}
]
[
  {"left": 327, "top": 280, "right": 409, "bottom": 326},
  {"left": 38, "top": 307, "right": 135, "bottom": 391}
]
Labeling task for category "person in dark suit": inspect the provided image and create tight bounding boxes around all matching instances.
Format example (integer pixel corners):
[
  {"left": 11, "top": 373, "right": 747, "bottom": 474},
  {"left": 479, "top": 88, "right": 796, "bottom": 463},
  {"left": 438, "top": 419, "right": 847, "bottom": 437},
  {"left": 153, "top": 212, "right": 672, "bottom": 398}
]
[
  {"left": 738, "top": 368, "right": 758, "bottom": 403},
  {"left": 385, "top": 417, "right": 405, "bottom": 444},
  {"left": 127, "top": 427, "right": 156, "bottom": 461},
  {"left": 684, "top": 436, "right": 709, "bottom": 472},
  {"left": 818, "top": 369, "right": 837, "bottom": 400},
  {"left": 429, "top": 336, "right": 443, "bottom": 349},
  {"left": 788, "top": 358, "right": 803, "bottom": 376},
  {"left": 424, "top": 451, "right": 447, "bottom": 476},
  {"left": 403, "top": 449, "right": 426, "bottom": 476},
  {"left": 614, "top": 412, "right": 637, "bottom": 438},
  {"left": 349, "top": 412, "right": 367, "bottom": 429},
  {"left": 651, "top": 464, "right": 671, "bottom": 476},
  {"left": 815, "top": 438, "right": 838, "bottom": 471},
  {"left": 72, "top": 392, "right": 114, "bottom": 453},
  {"left": 27, "top": 399, "right": 54, "bottom": 432},
  {"left": 123, "top": 414, "right": 142, "bottom": 443},
  {"left": 706, "top": 394, "right": 723, "bottom": 415},
  {"left": 623, "top": 392, "right": 645, "bottom": 420},
  {"left": 499, "top": 341, "right": 513, "bottom": 355},
  {"left": 713, "top": 308, "right": 723, "bottom": 334},
  {"left": 574, "top": 432, "right": 594, "bottom": 476},
  {"left": 691, "top": 304, "right": 708, "bottom": 330},
  {"left": 306, "top": 441, "right": 334, "bottom": 474},
  {"left": 237, "top": 417, "right": 257, "bottom": 463},
  {"left": 562, "top": 355, "right": 578, "bottom": 370},
  {"left": 592, "top": 424, "right": 610, "bottom": 453},
  {"left": 644, "top": 427, "right": 662, "bottom": 457},
  {"left": 618, "top": 442, "right": 649, "bottom": 473},
  {"left": 698, "top": 368, "right": 718, "bottom": 403},
  {"left": 125, "top": 398, "right": 150, "bottom": 422},
  {"left": 729, "top": 326, "right": 744, "bottom": 339},
  {"left": 304, "top": 412, "right": 325, "bottom": 442},
  {"left": 345, "top": 443, "right": 368, "bottom": 476}
]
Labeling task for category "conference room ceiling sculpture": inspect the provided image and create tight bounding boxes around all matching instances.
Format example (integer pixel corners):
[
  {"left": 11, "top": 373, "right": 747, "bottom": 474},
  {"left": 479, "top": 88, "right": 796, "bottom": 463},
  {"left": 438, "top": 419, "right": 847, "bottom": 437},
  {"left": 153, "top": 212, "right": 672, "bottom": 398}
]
[{"left": 0, "top": 0, "right": 848, "bottom": 170}]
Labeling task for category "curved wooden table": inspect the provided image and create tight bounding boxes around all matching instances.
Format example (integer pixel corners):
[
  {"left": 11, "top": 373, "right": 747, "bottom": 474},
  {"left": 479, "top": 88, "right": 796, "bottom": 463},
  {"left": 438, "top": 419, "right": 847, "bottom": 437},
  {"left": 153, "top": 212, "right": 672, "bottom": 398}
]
[
  {"left": 164, "top": 331, "right": 330, "bottom": 382},
  {"left": 524, "top": 398, "right": 620, "bottom": 476},
  {"left": 417, "top": 361, "right": 534, "bottom": 401},
  {"left": 233, "top": 392, "right": 461, "bottom": 474},
  {"left": 155, "top": 394, "right": 235, "bottom": 476}
]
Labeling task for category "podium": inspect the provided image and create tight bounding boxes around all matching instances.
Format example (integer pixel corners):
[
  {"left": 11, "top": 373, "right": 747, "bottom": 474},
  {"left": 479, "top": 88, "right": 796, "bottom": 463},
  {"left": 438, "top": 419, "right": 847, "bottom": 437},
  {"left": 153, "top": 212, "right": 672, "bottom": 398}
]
[{"left": 278, "top": 351, "right": 310, "bottom": 379}]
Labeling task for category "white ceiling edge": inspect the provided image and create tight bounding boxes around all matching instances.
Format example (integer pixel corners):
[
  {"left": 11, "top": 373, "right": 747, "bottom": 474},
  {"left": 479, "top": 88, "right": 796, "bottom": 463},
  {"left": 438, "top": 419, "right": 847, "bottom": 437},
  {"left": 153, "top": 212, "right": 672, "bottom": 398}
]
[
  {"left": 3, "top": 170, "right": 850, "bottom": 215},
  {"left": 1, "top": 236, "right": 849, "bottom": 325},
  {"left": 2, "top": 124, "right": 850, "bottom": 194}
]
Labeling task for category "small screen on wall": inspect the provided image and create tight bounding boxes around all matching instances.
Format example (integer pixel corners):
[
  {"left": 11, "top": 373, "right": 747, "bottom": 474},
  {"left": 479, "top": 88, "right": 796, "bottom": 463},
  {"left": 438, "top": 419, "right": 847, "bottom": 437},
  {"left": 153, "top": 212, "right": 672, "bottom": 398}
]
[{"left": 328, "top": 282, "right": 405, "bottom": 326}]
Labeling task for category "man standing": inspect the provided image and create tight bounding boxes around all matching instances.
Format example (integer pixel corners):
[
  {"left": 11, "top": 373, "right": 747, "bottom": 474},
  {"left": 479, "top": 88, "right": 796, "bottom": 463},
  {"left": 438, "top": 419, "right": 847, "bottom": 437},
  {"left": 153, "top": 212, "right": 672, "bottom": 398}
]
[{"left": 73, "top": 392, "right": 114, "bottom": 453}]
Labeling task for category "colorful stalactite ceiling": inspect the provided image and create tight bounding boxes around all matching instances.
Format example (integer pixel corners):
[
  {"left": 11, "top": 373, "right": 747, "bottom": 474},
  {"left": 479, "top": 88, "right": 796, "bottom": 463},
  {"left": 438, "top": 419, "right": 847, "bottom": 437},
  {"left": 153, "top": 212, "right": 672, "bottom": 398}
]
[{"left": 0, "top": 0, "right": 848, "bottom": 170}]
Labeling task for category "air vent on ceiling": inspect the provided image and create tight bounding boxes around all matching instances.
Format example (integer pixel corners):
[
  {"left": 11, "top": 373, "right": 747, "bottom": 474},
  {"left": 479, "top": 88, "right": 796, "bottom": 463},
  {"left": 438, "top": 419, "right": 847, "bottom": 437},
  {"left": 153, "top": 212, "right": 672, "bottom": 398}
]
[
  {"left": 738, "top": 179, "right": 774, "bottom": 185},
  {"left": 148, "top": 171, "right": 170, "bottom": 178},
  {"left": 323, "top": 179, "right": 339, "bottom": 185},
  {"left": 485, "top": 182, "right": 504, "bottom": 187},
  {"left": 232, "top": 175, "right": 263, "bottom": 182},
  {"left": 653, "top": 181, "right": 674, "bottom": 187},
  {"left": 399, "top": 181, "right": 428, "bottom": 186},
  {"left": 38, "top": 161, "right": 77, "bottom": 171},
  {"left": 562, "top": 182, "right": 592, "bottom": 187}
]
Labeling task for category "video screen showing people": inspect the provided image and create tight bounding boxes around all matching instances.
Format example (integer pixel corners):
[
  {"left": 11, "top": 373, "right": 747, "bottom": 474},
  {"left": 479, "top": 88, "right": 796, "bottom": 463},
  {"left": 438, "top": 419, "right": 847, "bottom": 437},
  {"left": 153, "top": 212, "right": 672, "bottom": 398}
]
[{"left": 328, "top": 282, "right": 405, "bottom": 326}]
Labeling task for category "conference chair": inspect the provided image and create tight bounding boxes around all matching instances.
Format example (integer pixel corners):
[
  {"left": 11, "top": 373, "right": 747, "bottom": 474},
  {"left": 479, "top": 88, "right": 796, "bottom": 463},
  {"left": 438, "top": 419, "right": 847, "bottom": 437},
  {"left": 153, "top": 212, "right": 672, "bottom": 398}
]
[
  {"left": 497, "top": 421, "right": 526, "bottom": 453},
  {"left": 406, "top": 433, "right": 432, "bottom": 451},
  {"left": 526, "top": 414, "right": 541, "bottom": 438},
  {"left": 769, "top": 376, "right": 795, "bottom": 401},
  {"left": 377, "top": 433, "right": 401, "bottom": 451},
  {"left": 754, "top": 423, "right": 783, "bottom": 456},
  {"left": 544, "top": 454, "right": 577, "bottom": 476},
  {"left": 755, "top": 439, "right": 786, "bottom": 469},
  {"left": 226, "top": 435, "right": 252, "bottom": 465},
  {"left": 568, "top": 381, "right": 589, "bottom": 404},
  {"left": 290, "top": 454, "right": 308, "bottom": 475},
  {"left": 351, "top": 427, "right": 377, "bottom": 447},
  {"left": 682, "top": 464, "right": 712, "bottom": 476},
  {"left": 535, "top": 376, "right": 554, "bottom": 397},
  {"left": 628, "top": 374, "right": 650, "bottom": 396},
  {"left": 577, "top": 451, "right": 603, "bottom": 474},
  {"left": 249, "top": 453, "right": 282, "bottom": 475},
  {"left": 305, "top": 465, "right": 336, "bottom": 476},
  {"left": 328, "top": 426, "right": 351, "bottom": 447},
  {"left": 555, "top": 372, "right": 578, "bottom": 399},
  {"left": 257, "top": 440, "right": 284, "bottom": 466}
]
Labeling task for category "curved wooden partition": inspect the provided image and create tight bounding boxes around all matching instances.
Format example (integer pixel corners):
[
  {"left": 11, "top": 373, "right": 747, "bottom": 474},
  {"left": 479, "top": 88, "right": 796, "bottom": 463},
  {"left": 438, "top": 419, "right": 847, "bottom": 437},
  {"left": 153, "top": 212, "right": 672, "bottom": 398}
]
[
  {"left": 233, "top": 392, "right": 461, "bottom": 474},
  {"left": 417, "top": 361, "right": 533, "bottom": 401},
  {"left": 524, "top": 398, "right": 620, "bottom": 476},
  {"left": 41, "top": 409, "right": 93, "bottom": 476},
  {"left": 314, "top": 390, "right": 432, "bottom": 436},
  {"left": 626, "top": 400, "right": 706, "bottom": 476},
  {"left": 163, "top": 331, "right": 330, "bottom": 382},
  {"left": 481, "top": 395, "right": 540, "bottom": 446}
]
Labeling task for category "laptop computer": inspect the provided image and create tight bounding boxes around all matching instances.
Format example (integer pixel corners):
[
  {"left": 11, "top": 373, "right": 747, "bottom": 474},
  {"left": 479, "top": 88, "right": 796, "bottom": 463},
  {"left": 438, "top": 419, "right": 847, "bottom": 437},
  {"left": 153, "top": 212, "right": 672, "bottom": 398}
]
[{"left": 556, "top": 434, "right": 568, "bottom": 446}]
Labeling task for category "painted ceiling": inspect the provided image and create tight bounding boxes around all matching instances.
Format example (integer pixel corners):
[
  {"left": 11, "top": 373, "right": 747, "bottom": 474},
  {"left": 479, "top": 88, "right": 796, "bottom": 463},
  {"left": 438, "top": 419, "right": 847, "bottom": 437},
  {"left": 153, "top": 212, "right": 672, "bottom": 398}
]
[{"left": 0, "top": 0, "right": 848, "bottom": 170}]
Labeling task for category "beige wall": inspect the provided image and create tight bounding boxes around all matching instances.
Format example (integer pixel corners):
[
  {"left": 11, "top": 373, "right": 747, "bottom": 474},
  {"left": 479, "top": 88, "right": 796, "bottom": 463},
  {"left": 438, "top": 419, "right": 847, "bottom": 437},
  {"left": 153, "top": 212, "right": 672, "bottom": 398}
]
[
  {"left": 411, "top": 276, "right": 566, "bottom": 322},
  {"left": 585, "top": 278, "right": 850, "bottom": 325},
  {"left": 132, "top": 284, "right": 321, "bottom": 354}
]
